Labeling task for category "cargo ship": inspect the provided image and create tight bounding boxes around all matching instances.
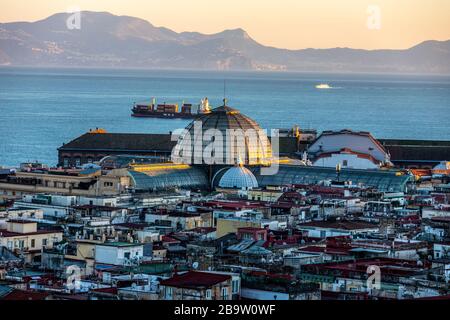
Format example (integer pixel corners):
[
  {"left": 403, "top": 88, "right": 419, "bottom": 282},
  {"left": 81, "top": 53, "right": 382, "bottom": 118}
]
[{"left": 132, "top": 97, "right": 211, "bottom": 119}]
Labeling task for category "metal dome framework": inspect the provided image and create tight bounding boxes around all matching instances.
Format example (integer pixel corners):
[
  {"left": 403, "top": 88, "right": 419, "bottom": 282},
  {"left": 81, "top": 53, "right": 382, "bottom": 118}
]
[
  {"left": 172, "top": 101, "right": 272, "bottom": 166},
  {"left": 218, "top": 165, "right": 259, "bottom": 189}
]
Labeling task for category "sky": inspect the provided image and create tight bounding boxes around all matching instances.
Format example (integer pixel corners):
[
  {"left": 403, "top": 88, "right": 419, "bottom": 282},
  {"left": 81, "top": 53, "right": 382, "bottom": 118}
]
[{"left": 1, "top": 0, "right": 449, "bottom": 50}]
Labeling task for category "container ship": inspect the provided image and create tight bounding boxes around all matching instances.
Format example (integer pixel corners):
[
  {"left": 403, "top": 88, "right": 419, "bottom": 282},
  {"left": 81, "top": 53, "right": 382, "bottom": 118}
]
[{"left": 132, "top": 97, "right": 211, "bottom": 119}]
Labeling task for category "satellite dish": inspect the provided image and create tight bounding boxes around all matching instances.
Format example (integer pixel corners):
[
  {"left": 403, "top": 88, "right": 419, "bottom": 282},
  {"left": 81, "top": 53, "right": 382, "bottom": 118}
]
[{"left": 192, "top": 262, "right": 199, "bottom": 270}]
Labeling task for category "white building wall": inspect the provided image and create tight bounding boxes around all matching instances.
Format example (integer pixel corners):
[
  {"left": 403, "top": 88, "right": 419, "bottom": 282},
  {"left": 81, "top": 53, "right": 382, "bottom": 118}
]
[
  {"left": 78, "top": 196, "right": 118, "bottom": 207},
  {"left": 241, "top": 288, "right": 289, "bottom": 300},
  {"left": 145, "top": 214, "right": 169, "bottom": 224},
  {"left": 13, "top": 201, "right": 70, "bottom": 218},
  {"left": 434, "top": 243, "right": 450, "bottom": 259},
  {"left": 302, "top": 229, "right": 350, "bottom": 238},
  {"left": 313, "top": 153, "right": 379, "bottom": 170},
  {"left": 95, "top": 246, "right": 119, "bottom": 265},
  {"left": 308, "top": 133, "right": 386, "bottom": 162},
  {"left": 95, "top": 245, "right": 144, "bottom": 266}
]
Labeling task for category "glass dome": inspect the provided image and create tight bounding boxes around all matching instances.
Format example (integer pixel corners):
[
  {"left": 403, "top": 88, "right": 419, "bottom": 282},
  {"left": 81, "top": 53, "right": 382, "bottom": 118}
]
[
  {"left": 172, "top": 100, "right": 272, "bottom": 166},
  {"left": 218, "top": 165, "right": 259, "bottom": 189}
]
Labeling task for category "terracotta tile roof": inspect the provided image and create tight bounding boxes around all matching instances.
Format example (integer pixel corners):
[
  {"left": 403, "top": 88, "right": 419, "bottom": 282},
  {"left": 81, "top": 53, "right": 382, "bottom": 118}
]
[
  {"left": 91, "top": 287, "right": 118, "bottom": 295},
  {"left": 2, "top": 289, "right": 49, "bottom": 300},
  {"left": 298, "top": 246, "right": 326, "bottom": 253}
]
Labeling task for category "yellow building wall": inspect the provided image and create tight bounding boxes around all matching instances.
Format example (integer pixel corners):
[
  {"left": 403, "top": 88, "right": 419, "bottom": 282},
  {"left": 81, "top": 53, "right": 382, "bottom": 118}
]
[
  {"left": 248, "top": 190, "right": 283, "bottom": 202},
  {"left": 216, "top": 219, "right": 260, "bottom": 238},
  {"left": 0, "top": 171, "right": 131, "bottom": 198},
  {"left": 0, "top": 232, "right": 63, "bottom": 251},
  {"left": 75, "top": 241, "right": 99, "bottom": 259},
  {"left": 7, "top": 222, "right": 37, "bottom": 234}
]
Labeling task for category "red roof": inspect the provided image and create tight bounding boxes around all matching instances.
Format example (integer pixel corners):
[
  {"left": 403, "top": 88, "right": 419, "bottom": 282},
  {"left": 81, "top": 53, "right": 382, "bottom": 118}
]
[
  {"left": 298, "top": 246, "right": 326, "bottom": 253},
  {"left": 162, "top": 235, "right": 180, "bottom": 243},
  {"left": 160, "top": 271, "right": 231, "bottom": 289},
  {"left": 91, "top": 287, "right": 118, "bottom": 295},
  {"left": 189, "top": 227, "right": 216, "bottom": 234},
  {"left": 312, "top": 257, "right": 425, "bottom": 276},
  {"left": 2, "top": 290, "right": 50, "bottom": 301}
]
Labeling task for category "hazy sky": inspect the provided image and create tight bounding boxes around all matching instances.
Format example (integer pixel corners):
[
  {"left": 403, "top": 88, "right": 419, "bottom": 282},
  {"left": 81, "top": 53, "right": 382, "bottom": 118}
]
[{"left": 1, "top": 0, "right": 449, "bottom": 50}]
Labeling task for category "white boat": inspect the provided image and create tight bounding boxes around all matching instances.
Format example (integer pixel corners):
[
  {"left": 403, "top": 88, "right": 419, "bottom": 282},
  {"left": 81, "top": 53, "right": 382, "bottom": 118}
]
[{"left": 315, "top": 84, "right": 332, "bottom": 89}]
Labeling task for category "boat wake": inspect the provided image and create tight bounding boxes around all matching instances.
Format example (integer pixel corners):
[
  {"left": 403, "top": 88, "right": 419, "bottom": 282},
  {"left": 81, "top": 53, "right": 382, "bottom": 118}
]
[{"left": 315, "top": 84, "right": 342, "bottom": 90}]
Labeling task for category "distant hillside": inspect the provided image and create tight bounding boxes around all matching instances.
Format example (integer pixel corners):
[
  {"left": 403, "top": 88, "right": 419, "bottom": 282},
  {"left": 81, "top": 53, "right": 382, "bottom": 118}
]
[{"left": 1, "top": 11, "right": 449, "bottom": 74}]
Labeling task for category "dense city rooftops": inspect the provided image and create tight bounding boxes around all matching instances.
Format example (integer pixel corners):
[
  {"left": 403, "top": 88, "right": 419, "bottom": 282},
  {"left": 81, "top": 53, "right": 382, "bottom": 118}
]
[
  {"left": 298, "top": 220, "right": 379, "bottom": 231},
  {"left": 160, "top": 271, "right": 231, "bottom": 289}
]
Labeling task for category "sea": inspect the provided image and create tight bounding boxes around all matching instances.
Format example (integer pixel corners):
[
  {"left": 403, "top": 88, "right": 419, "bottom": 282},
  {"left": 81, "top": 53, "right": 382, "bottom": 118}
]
[{"left": 0, "top": 67, "right": 449, "bottom": 167}]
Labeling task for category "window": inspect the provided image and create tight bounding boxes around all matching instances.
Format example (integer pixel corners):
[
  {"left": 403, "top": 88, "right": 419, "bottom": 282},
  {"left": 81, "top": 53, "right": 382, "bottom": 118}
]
[
  {"left": 124, "top": 252, "right": 131, "bottom": 259},
  {"left": 165, "top": 287, "right": 173, "bottom": 300},
  {"left": 31, "top": 239, "right": 36, "bottom": 248},
  {"left": 42, "top": 239, "right": 48, "bottom": 247},
  {"left": 232, "top": 280, "right": 239, "bottom": 294},
  {"left": 343, "top": 160, "right": 348, "bottom": 167},
  {"left": 75, "top": 158, "right": 81, "bottom": 167},
  {"left": 221, "top": 287, "right": 229, "bottom": 300},
  {"left": 63, "top": 158, "right": 69, "bottom": 168},
  {"left": 205, "top": 289, "right": 212, "bottom": 300}
]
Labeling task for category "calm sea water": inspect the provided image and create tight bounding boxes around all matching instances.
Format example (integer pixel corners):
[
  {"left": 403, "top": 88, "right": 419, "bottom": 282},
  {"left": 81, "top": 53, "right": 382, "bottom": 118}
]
[{"left": 0, "top": 67, "right": 449, "bottom": 167}]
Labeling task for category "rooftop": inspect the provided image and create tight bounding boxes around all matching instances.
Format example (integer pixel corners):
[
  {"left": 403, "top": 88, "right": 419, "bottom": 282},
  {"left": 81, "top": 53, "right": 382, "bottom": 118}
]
[
  {"left": 298, "top": 220, "right": 379, "bottom": 231},
  {"left": 0, "top": 228, "right": 62, "bottom": 237},
  {"left": 59, "top": 133, "right": 176, "bottom": 153},
  {"left": 160, "top": 271, "right": 231, "bottom": 289},
  {"left": 251, "top": 165, "right": 411, "bottom": 192},
  {"left": 96, "top": 242, "right": 142, "bottom": 248},
  {"left": 129, "top": 165, "right": 208, "bottom": 191}
]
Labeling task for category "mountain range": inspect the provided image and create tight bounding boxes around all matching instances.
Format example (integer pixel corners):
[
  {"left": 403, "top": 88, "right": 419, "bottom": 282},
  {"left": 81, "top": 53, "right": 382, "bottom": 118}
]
[{"left": 1, "top": 11, "right": 449, "bottom": 74}]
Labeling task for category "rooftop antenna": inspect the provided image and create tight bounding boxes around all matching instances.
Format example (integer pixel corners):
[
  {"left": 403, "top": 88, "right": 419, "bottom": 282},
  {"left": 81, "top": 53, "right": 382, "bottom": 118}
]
[{"left": 223, "top": 79, "right": 227, "bottom": 106}]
